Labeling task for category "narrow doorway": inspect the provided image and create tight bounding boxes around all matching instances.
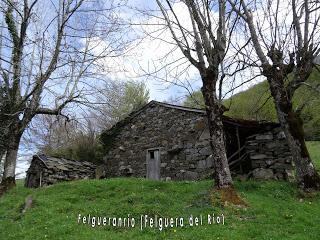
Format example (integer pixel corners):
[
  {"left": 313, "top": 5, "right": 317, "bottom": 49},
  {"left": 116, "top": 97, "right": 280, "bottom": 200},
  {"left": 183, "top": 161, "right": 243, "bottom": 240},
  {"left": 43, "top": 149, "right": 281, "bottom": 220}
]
[{"left": 146, "top": 148, "right": 160, "bottom": 180}]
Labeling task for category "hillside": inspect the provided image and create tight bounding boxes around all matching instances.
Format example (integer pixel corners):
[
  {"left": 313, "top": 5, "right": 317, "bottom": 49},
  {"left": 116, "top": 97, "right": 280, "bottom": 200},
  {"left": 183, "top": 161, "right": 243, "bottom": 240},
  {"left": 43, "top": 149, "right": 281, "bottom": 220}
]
[
  {"left": 0, "top": 142, "right": 319, "bottom": 240},
  {"left": 1, "top": 179, "right": 320, "bottom": 240},
  {"left": 224, "top": 69, "right": 320, "bottom": 140},
  {"left": 184, "top": 70, "right": 320, "bottom": 140}
]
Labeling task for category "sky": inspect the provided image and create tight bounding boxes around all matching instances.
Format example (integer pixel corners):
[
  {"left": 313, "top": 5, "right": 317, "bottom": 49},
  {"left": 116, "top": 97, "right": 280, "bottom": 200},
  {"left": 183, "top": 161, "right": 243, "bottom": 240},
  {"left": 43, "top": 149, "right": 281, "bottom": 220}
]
[{"left": 91, "top": 1, "right": 203, "bottom": 101}]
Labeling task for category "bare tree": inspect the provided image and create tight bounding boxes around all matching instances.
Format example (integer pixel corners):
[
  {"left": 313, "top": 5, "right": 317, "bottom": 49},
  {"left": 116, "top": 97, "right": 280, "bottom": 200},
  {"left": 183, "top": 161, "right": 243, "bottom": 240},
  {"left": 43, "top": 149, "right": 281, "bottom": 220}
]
[
  {"left": 90, "top": 80, "right": 150, "bottom": 131},
  {"left": 32, "top": 115, "right": 80, "bottom": 154},
  {"left": 31, "top": 114, "right": 103, "bottom": 164},
  {"left": 32, "top": 79, "right": 150, "bottom": 162},
  {"left": 229, "top": 0, "right": 320, "bottom": 189},
  {"left": 155, "top": 0, "right": 241, "bottom": 190},
  {"left": 0, "top": 0, "right": 127, "bottom": 191},
  {"left": 0, "top": 154, "right": 3, "bottom": 182}
]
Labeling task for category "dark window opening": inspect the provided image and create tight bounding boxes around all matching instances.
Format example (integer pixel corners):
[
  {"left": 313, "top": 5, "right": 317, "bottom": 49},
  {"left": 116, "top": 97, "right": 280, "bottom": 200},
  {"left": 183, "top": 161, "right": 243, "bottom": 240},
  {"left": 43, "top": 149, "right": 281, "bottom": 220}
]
[{"left": 149, "top": 151, "right": 155, "bottom": 159}]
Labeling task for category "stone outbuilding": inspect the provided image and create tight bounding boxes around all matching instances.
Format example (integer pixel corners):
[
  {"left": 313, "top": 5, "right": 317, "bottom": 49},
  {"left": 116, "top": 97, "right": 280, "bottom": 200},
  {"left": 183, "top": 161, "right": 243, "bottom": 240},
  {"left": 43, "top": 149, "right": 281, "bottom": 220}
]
[
  {"left": 101, "top": 101, "right": 293, "bottom": 181},
  {"left": 25, "top": 154, "right": 96, "bottom": 188}
]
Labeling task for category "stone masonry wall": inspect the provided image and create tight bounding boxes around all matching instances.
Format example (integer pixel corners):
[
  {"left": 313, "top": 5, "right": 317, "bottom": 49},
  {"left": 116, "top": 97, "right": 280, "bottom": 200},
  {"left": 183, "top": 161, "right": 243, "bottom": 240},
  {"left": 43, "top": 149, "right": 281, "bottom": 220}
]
[
  {"left": 39, "top": 166, "right": 96, "bottom": 186},
  {"left": 104, "top": 102, "right": 294, "bottom": 181},
  {"left": 25, "top": 157, "right": 96, "bottom": 188},
  {"left": 245, "top": 127, "right": 294, "bottom": 180},
  {"left": 104, "top": 103, "right": 214, "bottom": 181}
]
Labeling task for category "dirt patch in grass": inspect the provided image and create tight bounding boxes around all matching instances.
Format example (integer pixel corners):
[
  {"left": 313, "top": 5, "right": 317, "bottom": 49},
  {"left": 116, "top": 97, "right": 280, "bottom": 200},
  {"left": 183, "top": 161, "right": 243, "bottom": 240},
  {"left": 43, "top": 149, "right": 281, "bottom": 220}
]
[{"left": 210, "top": 186, "right": 248, "bottom": 207}]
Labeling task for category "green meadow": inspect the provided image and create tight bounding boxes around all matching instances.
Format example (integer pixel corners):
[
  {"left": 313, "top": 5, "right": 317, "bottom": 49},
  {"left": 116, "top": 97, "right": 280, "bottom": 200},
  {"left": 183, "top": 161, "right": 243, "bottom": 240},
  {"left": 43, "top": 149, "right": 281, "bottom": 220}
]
[{"left": 0, "top": 141, "right": 319, "bottom": 240}]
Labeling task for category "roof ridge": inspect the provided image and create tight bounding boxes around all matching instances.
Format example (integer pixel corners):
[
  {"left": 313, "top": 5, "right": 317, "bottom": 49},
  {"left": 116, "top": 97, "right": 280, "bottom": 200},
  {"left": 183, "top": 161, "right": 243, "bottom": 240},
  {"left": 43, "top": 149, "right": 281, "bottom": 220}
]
[
  {"left": 102, "top": 100, "right": 279, "bottom": 137},
  {"left": 34, "top": 154, "right": 96, "bottom": 168},
  {"left": 150, "top": 100, "right": 206, "bottom": 113}
]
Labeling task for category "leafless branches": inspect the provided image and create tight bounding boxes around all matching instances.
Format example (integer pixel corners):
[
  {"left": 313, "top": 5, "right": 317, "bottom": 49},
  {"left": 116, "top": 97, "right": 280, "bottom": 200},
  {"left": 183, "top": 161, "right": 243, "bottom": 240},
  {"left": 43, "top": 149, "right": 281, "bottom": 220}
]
[
  {"left": 228, "top": 0, "right": 320, "bottom": 189},
  {"left": 0, "top": 0, "right": 132, "bottom": 183}
]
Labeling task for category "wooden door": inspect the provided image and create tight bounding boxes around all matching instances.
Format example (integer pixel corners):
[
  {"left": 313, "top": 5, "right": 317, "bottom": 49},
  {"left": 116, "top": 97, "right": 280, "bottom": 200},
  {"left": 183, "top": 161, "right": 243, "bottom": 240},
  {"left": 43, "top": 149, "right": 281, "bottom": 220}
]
[{"left": 146, "top": 149, "right": 160, "bottom": 180}]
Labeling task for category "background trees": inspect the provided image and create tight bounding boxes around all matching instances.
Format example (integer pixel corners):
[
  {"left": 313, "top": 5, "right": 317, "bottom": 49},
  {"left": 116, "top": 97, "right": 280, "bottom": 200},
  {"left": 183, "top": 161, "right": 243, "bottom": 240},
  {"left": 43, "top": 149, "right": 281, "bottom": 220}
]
[
  {"left": 183, "top": 73, "right": 320, "bottom": 140},
  {"left": 0, "top": 0, "right": 129, "bottom": 190},
  {"left": 32, "top": 115, "right": 102, "bottom": 164},
  {"left": 91, "top": 80, "right": 150, "bottom": 130},
  {"left": 33, "top": 80, "right": 149, "bottom": 163}
]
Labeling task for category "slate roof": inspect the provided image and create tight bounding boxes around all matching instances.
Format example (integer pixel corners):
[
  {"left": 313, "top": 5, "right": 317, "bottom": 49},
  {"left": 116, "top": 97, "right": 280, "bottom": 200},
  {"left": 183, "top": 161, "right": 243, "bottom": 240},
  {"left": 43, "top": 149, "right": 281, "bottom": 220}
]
[
  {"left": 33, "top": 154, "right": 96, "bottom": 172},
  {"left": 103, "top": 101, "right": 279, "bottom": 137}
]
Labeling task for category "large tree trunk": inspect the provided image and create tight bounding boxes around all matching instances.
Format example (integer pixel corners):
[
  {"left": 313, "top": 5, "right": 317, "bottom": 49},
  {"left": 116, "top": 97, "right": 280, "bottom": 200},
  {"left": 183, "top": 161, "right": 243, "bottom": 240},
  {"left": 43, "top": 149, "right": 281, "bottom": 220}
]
[
  {"left": 0, "top": 150, "right": 4, "bottom": 166},
  {"left": 201, "top": 71, "right": 233, "bottom": 189},
  {"left": 0, "top": 125, "right": 22, "bottom": 193},
  {"left": 267, "top": 75, "right": 320, "bottom": 190},
  {"left": 205, "top": 105, "right": 233, "bottom": 188},
  {"left": 0, "top": 150, "right": 4, "bottom": 181}
]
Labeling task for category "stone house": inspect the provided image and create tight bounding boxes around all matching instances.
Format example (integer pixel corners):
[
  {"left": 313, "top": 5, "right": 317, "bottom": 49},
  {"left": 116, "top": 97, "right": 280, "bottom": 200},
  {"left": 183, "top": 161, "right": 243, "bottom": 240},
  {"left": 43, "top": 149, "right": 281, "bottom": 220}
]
[
  {"left": 25, "top": 154, "right": 96, "bottom": 188},
  {"left": 102, "top": 101, "right": 293, "bottom": 181}
]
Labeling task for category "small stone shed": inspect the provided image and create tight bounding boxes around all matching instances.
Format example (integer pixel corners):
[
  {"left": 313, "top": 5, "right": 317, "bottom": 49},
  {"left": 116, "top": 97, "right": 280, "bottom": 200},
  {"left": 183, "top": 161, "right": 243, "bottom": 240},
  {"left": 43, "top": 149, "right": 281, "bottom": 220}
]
[
  {"left": 102, "top": 101, "right": 293, "bottom": 181},
  {"left": 25, "top": 155, "right": 96, "bottom": 188}
]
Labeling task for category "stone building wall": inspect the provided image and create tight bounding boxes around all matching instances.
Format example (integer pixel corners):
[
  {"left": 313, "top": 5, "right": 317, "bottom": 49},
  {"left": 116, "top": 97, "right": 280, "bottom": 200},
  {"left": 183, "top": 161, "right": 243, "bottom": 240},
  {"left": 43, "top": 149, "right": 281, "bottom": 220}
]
[
  {"left": 25, "top": 156, "right": 96, "bottom": 188},
  {"left": 104, "top": 103, "right": 214, "bottom": 181},
  {"left": 104, "top": 101, "right": 294, "bottom": 181},
  {"left": 245, "top": 127, "right": 294, "bottom": 180}
]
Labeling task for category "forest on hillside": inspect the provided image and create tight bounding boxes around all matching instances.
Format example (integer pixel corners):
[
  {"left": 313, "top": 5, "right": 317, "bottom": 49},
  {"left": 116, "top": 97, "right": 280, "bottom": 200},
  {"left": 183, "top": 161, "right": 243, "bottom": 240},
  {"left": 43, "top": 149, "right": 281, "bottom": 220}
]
[{"left": 184, "top": 69, "right": 320, "bottom": 140}]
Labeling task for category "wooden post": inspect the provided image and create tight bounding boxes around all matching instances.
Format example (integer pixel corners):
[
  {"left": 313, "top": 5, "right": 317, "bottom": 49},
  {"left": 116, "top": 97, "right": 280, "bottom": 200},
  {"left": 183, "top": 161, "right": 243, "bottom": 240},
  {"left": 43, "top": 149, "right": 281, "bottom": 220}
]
[
  {"left": 39, "top": 171, "right": 42, "bottom": 187},
  {"left": 236, "top": 126, "right": 243, "bottom": 174}
]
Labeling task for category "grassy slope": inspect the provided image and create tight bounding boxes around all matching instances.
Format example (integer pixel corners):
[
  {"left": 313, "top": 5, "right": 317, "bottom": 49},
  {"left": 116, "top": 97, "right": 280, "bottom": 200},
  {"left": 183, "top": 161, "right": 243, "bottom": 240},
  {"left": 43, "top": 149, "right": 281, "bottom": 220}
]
[
  {"left": 224, "top": 70, "right": 320, "bottom": 139},
  {"left": 0, "top": 142, "right": 319, "bottom": 240},
  {"left": 307, "top": 141, "right": 320, "bottom": 169},
  {"left": 2, "top": 179, "right": 320, "bottom": 240}
]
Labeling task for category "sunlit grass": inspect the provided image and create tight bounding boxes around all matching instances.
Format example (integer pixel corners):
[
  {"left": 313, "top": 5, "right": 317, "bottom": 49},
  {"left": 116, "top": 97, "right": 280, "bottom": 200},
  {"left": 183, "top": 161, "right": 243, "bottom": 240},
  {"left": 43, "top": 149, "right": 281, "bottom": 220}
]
[{"left": 0, "top": 142, "right": 319, "bottom": 239}]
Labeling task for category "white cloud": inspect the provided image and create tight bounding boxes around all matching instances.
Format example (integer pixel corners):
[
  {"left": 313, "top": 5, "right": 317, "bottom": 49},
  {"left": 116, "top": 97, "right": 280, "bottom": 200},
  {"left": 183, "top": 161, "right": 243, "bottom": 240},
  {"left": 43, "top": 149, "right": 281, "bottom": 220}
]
[
  {"left": 93, "top": 1, "right": 270, "bottom": 101},
  {"left": 89, "top": 2, "right": 203, "bottom": 101}
]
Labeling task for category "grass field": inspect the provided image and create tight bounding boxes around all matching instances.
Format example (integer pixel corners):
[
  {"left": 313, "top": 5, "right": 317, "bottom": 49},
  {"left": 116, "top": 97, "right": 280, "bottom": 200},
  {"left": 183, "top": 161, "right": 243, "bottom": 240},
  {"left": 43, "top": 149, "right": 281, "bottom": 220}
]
[
  {"left": 307, "top": 141, "right": 320, "bottom": 169},
  {"left": 0, "top": 142, "right": 319, "bottom": 240}
]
